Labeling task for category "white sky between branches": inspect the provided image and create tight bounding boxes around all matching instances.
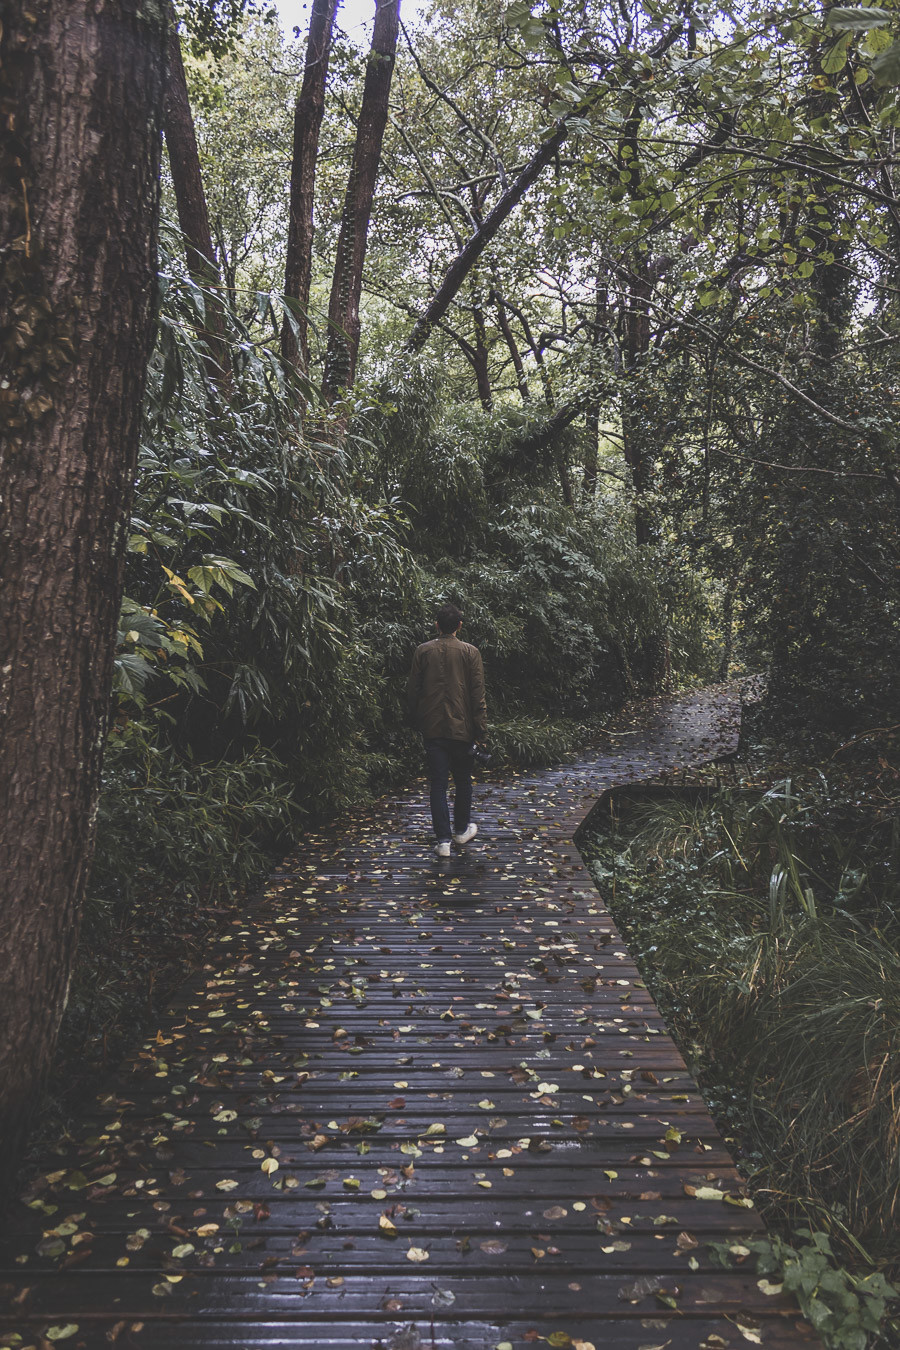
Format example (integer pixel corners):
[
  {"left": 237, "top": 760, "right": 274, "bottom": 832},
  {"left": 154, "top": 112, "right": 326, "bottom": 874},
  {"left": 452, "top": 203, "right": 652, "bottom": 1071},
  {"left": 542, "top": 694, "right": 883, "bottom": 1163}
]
[{"left": 273, "top": 0, "right": 428, "bottom": 44}]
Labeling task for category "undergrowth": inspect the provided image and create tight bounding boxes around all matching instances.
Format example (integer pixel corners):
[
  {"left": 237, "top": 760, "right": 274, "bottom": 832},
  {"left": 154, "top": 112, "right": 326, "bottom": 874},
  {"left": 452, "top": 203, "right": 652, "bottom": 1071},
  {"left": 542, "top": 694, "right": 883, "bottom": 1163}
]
[{"left": 581, "top": 741, "right": 900, "bottom": 1348}]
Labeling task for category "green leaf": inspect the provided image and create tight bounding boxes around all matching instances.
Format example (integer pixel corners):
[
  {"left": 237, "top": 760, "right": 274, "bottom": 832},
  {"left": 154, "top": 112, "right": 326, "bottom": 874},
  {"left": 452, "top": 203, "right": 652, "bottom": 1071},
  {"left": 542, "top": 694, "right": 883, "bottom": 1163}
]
[
  {"left": 826, "top": 6, "right": 892, "bottom": 32},
  {"left": 822, "top": 33, "right": 853, "bottom": 73},
  {"left": 871, "top": 40, "right": 900, "bottom": 84}
]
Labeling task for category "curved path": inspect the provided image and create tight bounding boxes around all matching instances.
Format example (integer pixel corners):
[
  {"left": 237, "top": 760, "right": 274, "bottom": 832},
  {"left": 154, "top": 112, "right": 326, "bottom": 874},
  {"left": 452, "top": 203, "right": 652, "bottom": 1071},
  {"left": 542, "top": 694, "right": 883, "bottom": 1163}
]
[{"left": 0, "top": 686, "right": 821, "bottom": 1350}]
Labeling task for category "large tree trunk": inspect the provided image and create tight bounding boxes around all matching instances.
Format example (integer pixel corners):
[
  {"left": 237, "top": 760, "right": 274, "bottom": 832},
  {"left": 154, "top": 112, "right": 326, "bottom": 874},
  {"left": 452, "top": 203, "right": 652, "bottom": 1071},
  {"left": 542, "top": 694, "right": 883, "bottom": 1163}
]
[
  {"left": 471, "top": 303, "right": 493, "bottom": 411},
  {"left": 0, "top": 0, "right": 168, "bottom": 1174},
  {"left": 621, "top": 263, "right": 654, "bottom": 545},
  {"left": 164, "top": 10, "right": 231, "bottom": 391},
  {"left": 281, "top": 0, "right": 340, "bottom": 375},
  {"left": 321, "top": 0, "right": 400, "bottom": 402},
  {"left": 582, "top": 277, "right": 607, "bottom": 500}
]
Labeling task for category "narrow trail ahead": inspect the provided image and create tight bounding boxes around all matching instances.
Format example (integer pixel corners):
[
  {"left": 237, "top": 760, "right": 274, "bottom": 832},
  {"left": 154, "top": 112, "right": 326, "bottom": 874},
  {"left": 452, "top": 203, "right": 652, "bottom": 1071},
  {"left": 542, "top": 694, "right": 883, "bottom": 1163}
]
[{"left": 1, "top": 686, "right": 821, "bottom": 1350}]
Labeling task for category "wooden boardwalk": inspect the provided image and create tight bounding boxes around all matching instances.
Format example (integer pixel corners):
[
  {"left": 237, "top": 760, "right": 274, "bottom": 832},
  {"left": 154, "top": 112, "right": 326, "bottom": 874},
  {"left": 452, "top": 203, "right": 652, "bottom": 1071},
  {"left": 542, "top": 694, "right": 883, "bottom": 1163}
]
[{"left": 0, "top": 687, "right": 822, "bottom": 1350}]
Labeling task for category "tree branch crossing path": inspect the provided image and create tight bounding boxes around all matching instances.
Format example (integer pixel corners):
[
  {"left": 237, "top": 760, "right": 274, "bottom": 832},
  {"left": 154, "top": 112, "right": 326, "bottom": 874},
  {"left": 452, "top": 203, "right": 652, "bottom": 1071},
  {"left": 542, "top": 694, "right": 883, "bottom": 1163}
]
[{"left": 1, "top": 686, "right": 822, "bottom": 1350}]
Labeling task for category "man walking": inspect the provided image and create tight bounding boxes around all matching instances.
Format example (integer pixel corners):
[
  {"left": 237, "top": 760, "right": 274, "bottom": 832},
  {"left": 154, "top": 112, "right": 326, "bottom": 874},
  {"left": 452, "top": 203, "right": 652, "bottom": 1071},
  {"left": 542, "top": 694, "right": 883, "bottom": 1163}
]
[{"left": 407, "top": 603, "right": 488, "bottom": 858}]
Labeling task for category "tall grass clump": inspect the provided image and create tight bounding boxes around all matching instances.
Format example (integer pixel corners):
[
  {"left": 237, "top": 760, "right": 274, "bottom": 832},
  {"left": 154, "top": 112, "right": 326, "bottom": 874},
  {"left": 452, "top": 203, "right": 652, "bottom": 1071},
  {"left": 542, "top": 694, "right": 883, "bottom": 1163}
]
[{"left": 583, "top": 771, "right": 900, "bottom": 1303}]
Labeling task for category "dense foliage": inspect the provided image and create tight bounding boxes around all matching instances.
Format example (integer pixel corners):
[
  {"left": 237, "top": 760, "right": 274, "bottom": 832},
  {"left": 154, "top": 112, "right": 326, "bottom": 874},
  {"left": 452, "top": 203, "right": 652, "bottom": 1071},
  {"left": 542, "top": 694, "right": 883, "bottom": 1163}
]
[{"left": 582, "top": 744, "right": 900, "bottom": 1345}]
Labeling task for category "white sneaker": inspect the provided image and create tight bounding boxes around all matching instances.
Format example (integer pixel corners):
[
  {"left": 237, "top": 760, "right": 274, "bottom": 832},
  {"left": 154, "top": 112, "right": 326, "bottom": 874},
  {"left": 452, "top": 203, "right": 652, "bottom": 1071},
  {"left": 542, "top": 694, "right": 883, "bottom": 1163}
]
[
  {"left": 434, "top": 840, "right": 451, "bottom": 858},
  {"left": 453, "top": 823, "right": 478, "bottom": 845}
]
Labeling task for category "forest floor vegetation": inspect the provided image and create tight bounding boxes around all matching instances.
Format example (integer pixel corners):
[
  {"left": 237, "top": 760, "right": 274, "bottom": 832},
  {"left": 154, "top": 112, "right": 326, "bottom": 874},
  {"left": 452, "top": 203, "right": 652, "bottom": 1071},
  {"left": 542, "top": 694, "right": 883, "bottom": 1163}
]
[{"left": 580, "top": 719, "right": 900, "bottom": 1349}]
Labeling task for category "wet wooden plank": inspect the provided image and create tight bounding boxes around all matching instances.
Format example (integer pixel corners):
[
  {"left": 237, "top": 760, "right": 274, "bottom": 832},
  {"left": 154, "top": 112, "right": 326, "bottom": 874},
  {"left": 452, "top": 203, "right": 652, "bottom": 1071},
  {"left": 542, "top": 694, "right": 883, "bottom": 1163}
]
[{"left": 0, "top": 685, "right": 822, "bottom": 1349}]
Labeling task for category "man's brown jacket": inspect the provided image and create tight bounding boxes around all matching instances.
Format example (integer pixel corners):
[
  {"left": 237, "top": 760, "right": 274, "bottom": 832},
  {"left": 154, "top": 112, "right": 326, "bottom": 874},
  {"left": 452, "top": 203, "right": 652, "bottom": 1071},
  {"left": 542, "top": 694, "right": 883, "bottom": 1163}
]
[{"left": 406, "top": 633, "right": 488, "bottom": 742}]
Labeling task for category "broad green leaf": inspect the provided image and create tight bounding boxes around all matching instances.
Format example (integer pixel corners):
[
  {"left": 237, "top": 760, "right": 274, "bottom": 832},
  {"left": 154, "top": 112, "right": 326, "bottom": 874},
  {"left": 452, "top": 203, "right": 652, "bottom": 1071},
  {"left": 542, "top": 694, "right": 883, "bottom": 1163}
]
[
  {"left": 871, "top": 40, "right": 900, "bottom": 83},
  {"left": 827, "top": 6, "right": 892, "bottom": 32}
]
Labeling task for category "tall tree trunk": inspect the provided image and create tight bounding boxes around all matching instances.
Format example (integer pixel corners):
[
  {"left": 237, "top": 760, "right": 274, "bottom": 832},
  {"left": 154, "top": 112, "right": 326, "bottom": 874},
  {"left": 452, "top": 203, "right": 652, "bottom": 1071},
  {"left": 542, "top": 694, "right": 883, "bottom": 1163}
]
[
  {"left": 582, "top": 405, "right": 599, "bottom": 500},
  {"left": 492, "top": 286, "right": 530, "bottom": 402},
  {"left": 582, "top": 279, "right": 607, "bottom": 499},
  {"left": 471, "top": 303, "right": 493, "bottom": 411},
  {"left": 0, "top": 0, "right": 167, "bottom": 1174},
  {"left": 621, "top": 263, "right": 653, "bottom": 545},
  {"left": 164, "top": 10, "right": 231, "bottom": 390},
  {"left": 281, "top": 0, "right": 340, "bottom": 375},
  {"left": 321, "top": 0, "right": 400, "bottom": 402}
]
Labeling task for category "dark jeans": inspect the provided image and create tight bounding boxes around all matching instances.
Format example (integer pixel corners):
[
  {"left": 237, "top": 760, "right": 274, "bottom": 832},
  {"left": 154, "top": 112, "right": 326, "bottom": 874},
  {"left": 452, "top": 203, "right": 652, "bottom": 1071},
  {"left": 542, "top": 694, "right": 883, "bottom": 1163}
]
[{"left": 424, "top": 737, "right": 473, "bottom": 842}]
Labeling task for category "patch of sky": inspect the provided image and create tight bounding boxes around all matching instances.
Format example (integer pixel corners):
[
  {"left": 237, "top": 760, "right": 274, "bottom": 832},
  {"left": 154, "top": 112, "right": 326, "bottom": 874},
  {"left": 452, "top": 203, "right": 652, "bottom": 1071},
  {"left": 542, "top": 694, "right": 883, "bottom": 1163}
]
[{"left": 272, "top": 0, "right": 429, "bottom": 45}]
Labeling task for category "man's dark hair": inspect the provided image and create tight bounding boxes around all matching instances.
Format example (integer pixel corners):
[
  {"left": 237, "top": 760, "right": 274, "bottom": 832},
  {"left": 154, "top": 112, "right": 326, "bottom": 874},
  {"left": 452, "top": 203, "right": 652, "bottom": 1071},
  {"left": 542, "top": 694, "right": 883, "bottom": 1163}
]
[{"left": 436, "top": 602, "right": 463, "bottom": 634}]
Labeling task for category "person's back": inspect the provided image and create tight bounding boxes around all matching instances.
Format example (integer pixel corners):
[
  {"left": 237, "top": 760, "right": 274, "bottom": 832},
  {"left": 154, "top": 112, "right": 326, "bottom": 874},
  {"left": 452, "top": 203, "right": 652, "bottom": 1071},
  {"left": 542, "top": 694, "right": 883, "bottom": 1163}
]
[
  {"left": 407, "top": 603, "right": 487, "bottom": 858},
  {"left": 407, "top": 632, "right": 486, "bottom": 744}
]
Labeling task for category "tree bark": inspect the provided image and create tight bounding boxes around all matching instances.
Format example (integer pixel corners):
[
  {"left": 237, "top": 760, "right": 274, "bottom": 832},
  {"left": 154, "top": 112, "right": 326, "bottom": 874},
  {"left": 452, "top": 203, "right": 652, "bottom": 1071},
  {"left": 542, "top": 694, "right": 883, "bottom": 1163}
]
[
  {"left": 621, "top": 264, "right": 654, "bottom": 545},
  {"left": 321, "top": 0, "right": 400, "bottom": 402},
  {"left": 471, "top": 303, "right": 493, "bottom": 411},
  {"left": 583, "top": 405, "right": 600, "bottom": 500},
  {"left": 0, "top": 0, "right": 167, "bottom": 1174},
  {"left": 281, "top": 0, "right": 340, "bottom": 375},
  {"left": 492, "top": 286, "right": 530, "bottom": 402},
  {"left": 406, "top": 119, "right": 568, "bottom": 354},
  {"left": 582, "top": 280, "right": 607, "bottom": 499},
  {"left": 163, "top": 10, "right": 231, "bottom": 391}
]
